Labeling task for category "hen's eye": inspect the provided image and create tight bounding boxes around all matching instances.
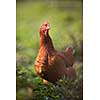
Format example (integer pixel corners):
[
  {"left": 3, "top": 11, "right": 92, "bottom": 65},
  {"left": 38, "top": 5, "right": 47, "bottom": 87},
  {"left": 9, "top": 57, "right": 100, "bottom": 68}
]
[{"left": 45, "top": 24, "right": 47, "bottom": 27}]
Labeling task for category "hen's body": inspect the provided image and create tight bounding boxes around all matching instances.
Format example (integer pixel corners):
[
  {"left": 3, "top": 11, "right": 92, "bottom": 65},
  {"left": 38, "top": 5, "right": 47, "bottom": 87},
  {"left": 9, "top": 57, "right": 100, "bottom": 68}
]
[{"left": 34, "top": 21, "right": 76, "bottom": 83}]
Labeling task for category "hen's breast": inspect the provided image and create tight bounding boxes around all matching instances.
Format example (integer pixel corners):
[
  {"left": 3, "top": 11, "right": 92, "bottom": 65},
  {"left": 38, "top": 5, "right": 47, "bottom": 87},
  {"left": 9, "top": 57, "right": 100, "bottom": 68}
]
[{"left": 34, "top": 47, "right": 48, "bottom": 75}]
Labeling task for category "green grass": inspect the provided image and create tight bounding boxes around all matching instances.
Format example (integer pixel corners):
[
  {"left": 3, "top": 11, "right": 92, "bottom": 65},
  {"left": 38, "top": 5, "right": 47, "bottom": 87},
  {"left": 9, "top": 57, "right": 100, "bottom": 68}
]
[{"left": 16, "top": 0, "right": 83, "bottom": 100}]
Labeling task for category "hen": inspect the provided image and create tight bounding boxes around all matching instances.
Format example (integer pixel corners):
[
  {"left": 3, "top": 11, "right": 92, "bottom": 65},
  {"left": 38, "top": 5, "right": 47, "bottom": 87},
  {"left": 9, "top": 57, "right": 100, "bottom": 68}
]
[{"left": 34, "top": 21, "right": 76, "bottom": 83}]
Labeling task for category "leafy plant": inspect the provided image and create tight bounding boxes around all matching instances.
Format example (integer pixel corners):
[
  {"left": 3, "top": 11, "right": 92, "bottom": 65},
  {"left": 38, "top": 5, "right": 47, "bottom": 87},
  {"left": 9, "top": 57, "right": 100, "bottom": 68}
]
[{"left": 16, "top": 0, "right": 83, "bottom": 100}]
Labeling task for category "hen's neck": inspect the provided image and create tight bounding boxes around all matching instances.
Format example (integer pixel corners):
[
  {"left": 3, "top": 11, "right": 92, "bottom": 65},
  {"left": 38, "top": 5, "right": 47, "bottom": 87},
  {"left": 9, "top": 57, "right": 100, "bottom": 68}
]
[{"left": 40, "top": 32, "right": 55, "bottom": 52}]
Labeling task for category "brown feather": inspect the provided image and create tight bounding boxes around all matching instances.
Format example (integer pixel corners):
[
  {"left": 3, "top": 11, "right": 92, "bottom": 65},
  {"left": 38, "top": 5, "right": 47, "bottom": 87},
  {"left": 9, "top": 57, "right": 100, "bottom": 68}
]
[{"left": 34, "top": 22, "right": 76, "bottom": 83}]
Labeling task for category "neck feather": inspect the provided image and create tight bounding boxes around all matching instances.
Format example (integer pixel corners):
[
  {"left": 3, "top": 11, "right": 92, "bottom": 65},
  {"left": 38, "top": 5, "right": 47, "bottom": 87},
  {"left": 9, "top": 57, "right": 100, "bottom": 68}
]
[{"left": 40, "top": 31, "right": 55, "bottom": 52}]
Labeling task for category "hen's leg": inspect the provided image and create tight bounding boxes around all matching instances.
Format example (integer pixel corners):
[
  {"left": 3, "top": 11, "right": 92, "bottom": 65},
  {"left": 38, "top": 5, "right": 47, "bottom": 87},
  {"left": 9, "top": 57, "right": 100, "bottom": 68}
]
[{"left": 43, "top": 79, "right": 48, "bottom": 84}]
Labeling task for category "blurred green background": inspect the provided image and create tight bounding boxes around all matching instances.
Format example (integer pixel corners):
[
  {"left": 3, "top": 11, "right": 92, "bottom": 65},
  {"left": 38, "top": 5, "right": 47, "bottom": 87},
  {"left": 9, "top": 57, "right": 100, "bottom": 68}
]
[{"left": 16, "top": 0, "right": 83, "bottom": 100}]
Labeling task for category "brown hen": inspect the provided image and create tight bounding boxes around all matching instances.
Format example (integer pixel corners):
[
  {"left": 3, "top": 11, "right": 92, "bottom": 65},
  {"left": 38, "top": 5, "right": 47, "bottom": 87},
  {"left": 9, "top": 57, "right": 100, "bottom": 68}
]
[{"left": 34, "top": 21, "right": 76, "bottom": 83}]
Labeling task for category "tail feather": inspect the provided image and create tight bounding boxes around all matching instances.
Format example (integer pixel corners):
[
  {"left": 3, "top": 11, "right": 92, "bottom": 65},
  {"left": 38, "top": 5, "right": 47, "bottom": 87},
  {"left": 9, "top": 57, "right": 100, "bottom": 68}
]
[
  {"left": 63, "top": 46, "right": 75, "bottom": 66},
  {"left": 65, "top": 46, "right": 75, "bottom": 54}
]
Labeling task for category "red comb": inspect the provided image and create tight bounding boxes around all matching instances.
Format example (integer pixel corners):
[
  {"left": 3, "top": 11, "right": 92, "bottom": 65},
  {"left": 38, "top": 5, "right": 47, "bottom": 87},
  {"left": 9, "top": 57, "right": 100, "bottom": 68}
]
[{"left": 44, "top": 21, "right": 49, "bottom": 26}]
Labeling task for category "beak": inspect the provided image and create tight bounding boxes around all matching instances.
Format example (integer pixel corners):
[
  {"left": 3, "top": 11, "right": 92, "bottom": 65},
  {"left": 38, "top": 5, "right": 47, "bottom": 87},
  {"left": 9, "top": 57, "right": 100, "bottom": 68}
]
[
  {"left": 45, "top": 26, "right": 50, "bottom": 36},
  {"left": 46, "top": 26, "right": 50, "bottom": 30}
]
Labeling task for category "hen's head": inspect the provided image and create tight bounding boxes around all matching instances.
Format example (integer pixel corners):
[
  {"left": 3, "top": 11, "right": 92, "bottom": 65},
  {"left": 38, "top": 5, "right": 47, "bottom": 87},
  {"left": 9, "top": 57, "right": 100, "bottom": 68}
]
[{"left": 40, "top": 21, "right": 50, "bottom": 36}]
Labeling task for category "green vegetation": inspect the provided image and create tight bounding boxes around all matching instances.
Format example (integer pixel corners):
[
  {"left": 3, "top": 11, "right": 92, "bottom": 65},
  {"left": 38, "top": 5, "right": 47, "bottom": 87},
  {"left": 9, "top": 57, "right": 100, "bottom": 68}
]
[{"left": 16, "top": 0, "right": 83, "bottom": 100}]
